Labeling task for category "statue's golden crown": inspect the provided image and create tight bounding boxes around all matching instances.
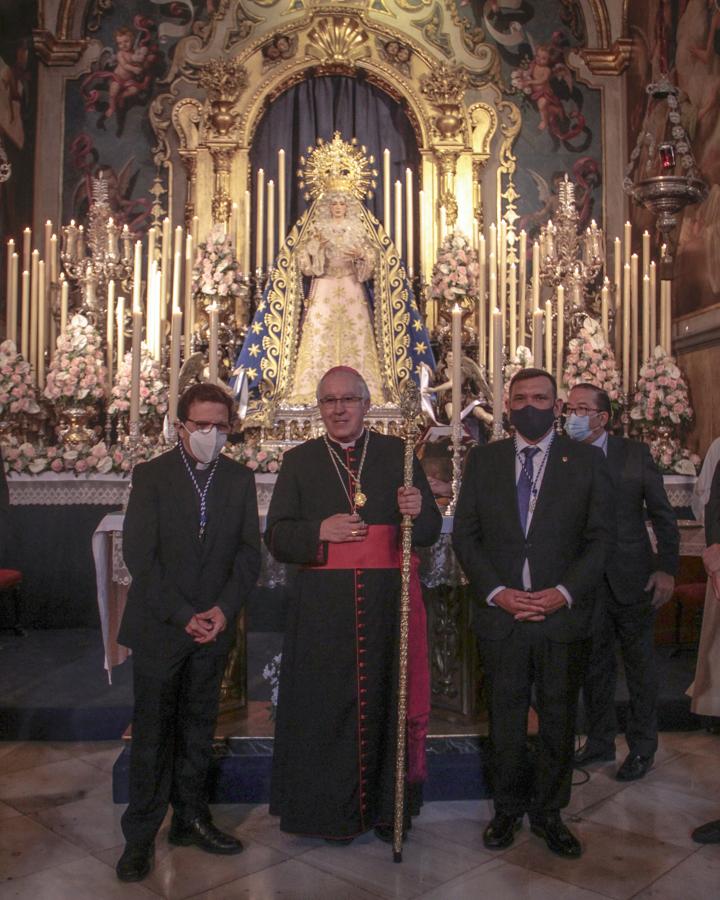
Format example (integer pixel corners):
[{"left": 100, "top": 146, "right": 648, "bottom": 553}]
[{"left": 298, "top": 132, "right": 378, "bottom": 201}]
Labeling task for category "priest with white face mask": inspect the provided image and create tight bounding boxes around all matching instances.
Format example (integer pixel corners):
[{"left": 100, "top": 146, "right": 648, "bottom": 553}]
[{"left": 116, "top": 382, "right": 261, "bottom": 883}]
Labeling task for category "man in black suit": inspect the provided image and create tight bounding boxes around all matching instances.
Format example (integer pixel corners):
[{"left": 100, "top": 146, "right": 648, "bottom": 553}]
[
  {"left": 568, "top": 384, "right": 679, "bottom": 782},
  {"left": 453, "top": 368, "right": 612, "bottom": 858},
  {"left": 116, "top": 382, "right": 261, "bottom": 883}
]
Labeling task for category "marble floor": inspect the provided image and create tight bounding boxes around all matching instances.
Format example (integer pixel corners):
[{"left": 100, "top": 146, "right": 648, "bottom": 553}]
[{"left": 1, "top": 732, "right": 720, "bottom": 898}]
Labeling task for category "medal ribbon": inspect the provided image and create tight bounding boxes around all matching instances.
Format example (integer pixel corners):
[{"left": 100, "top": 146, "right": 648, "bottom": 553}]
[{"left": 179, "top": 443, "right": 220, "bottom": 540}]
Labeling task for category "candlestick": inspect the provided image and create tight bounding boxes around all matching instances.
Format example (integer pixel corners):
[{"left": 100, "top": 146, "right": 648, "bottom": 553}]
[
  {"left": 649, "top": 261, "right": 657, "bottom": 353},
  {"left": 243, "top": 190, "right": 251, "bottom": 275},
  {"left": 642, "top": 273, "right": 651, "bottom": 362},
  {"left": 37, "top": 261, "right": 46, "bottom": 387},
  {"left": 116, "top": 294, "right": 125, "bottom": 364},
  {"left": 106, "top": 279, "right": 115, "bottom": 391},
  {"left": 30, "top": 250, "right": 39, "bottom": 376},
  {"left": 383, "top": 149, "right": 391, "bottom": 232},
  {"left": 256, "top": 167, "right": 265, "bottom": 272},
  {"left": 405, "top": 168, "right": 414, "bottom": 277},
  {"left": 184, "top": 233, "right": 194, "bottom": 360},
  {"left": 623, "top": 262, "right": 631, "bottom": 395},
  {"left": 132, "top": 240, "right": 143, "bottom": 321},
  {"left": 394, "top": 179, "right": 403, "bottom": 259},
  {"left": 208, "top": 302, "right": 219, "bottom": 384},
  {"left": 492, "top": 308, "right": 503, "bottom": 439},
  {"left": 267, "top": 179, "right": 275, "bottom": 268},
  {"left": 601, "top": 277, "right": 610, "bottom": 340},
  {"left": 21, "top": 270, "right": 30, "bottom": 359},
  {"left": 555, "top": 285, "right": 564, "bottom": 388},
  {"left": 509, "top": 263, "right": 517, "bottom": 358},
  {"left": 60, "top": 275, "right": 68, "bottom": 338},
  {"left": 22, "top": 227, "right": 31, "bottom": 272},
  {"left": 518, "top": 230, "right": 527, "bottom": 346},
  {"left": 624, "top": 220, "right": 632, "bottom": 265},
  {"left": 544, "top": 299, "right": 552, "bottom": 374},
  {"left": 451, "top": 304, "right": 462, "bottom": 435},
  {"left": 278, "top": 148, "right": 286, "bottom": 249},
  {"left": 630, "top": 253, "right": 639, "bottom": 386}
]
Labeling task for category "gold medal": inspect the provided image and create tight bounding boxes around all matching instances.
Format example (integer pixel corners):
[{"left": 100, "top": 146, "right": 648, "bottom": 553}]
[{"left": 354, "top": 490, "right": 367, "bottom": 508}]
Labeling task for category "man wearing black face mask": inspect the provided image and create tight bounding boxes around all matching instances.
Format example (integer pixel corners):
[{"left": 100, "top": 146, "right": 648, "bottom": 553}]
[
  {"left": 453, "top": 368, "right": 612, "bottom": 859},
  {"left": 116, "top": 382, "right": 261, "bottom": 883}
]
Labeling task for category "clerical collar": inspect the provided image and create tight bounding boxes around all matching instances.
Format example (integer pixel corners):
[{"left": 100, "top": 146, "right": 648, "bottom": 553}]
[
  {"left": 177, "top": 443, "right": 210, "bottom": 470},
  {"left": 327, "top": 429, "right": 367, "bottom": 451}
]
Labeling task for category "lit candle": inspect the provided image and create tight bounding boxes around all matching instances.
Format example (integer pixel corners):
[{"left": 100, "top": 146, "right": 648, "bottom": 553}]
[
  {"left": 623, "top": 262, "right": 631, "bottom": 394},
  {"left": 642, "top": 273, "right": 651, "bottom": 361},
  {"left": 278, "top": 148, "right": 286, "bottom": 249},
  {"left": 22, "top": 227, "right": 31, "bottom": 272},
  {"left": 555, "top": 285, "right": 564, "bottom": 387},
  {"left": 49, "top": 234, "right": 58, "bottom": 284},
  {"left": 116, "top": 294, "right": 125, "bottom": 364},
  {"left": 60, "top": 275, "right": 68, "bottom": 338},
  {"left": 405, "top": 168, "right": 414, "bottom": 277},
  {"left": 267, "top": 179, "right": 275, "bottom": 268},
  {"left": 243, "top": 190, "right": 251, "bottom": 275},
  {"left": 184, "top": 233, "right": 194, "bottom": 360},
  {"left": 44, "top": 220, "right": 53, "bottom": 263},
  {"left": 601, "top": 277, "right": 610, "bottom": 340},
  {"left": 630, "top": 253, "right": 639, "bottom": 385},
  {"left": 21, "top": 269, "right": 30, "bottom": 359},
  {"left": 256, "top": 167, "right": 265, "bottom": 272},
  {"left": 624, "top": 220, "right": 632, "bottom": 265},
  {"left": 132, "top": 239, "right": 143, "bottom": 326},
  {"left": 30, "top": 250, "right": 39, "bottom": 375},
  {"left": 394, "top": 179, "right": 403, "bottom": 259},
  {"left": 208, "top": 302, "right": 219, "bottom": 384},
  {"left": 649, "top": 261, "right": 657, "bottom": 352},
  {"left": 37, "top": 260, "right": 46, "bottom": 387},
  {"left": 545, "top": 299, "right": 553, "bottom": 374},
  {"left": 383, "top": 148, "right": 391, "bottom": 232},
  {"left": 5, "top": 239, "right": 15, "bottom": 342},
  {"left": 642, "top": 230, "right": 651, "bottom": 278},
  {"left": 106, "top": 279, "right": 115, "bottom": 390},
  {"left": 518, "top": 230, "right": 527, "bottom": 346},
  {"left": 77, "top": 225, "right": 85, "bottom": 259},
  {"left": 509, "top": 262, "right": 517, "bottom": 358},
  {"left": 492, "top": 308, "right": 503, "bottom": 436},
  {"left": 451, "top": 304, "right": 463, "bottom": 431}
]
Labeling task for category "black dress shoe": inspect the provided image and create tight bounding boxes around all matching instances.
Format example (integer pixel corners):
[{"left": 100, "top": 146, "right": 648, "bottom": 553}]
[
  {"left": 616, "top": 753, "right": 654, "bottom": 782},
  {"left": 692, "top": 819, "right": 720, "bottom": 844},
  {"left": 168, "top": 817, "right": 243, "bottom": 854},
  {"left": 116, "top": 842, "right": 153, "bottom": 882},
  {"left": 574, "top": 744, "right": 615, "bottom": 766},
  {"left": 483, "top": 813, "right": 522, "bottom": 850},
  {"left": 530, "top": 814, "right": 582, "bottom": 858}
]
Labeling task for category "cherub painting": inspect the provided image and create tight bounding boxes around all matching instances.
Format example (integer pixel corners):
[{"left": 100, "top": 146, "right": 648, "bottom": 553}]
[{"left": 81, "top": 17, "right": 161, "bottom": 137}]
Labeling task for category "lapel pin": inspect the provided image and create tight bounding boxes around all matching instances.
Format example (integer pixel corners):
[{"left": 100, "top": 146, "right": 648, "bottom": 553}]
[{"left": 562, "top": 456, "right": 568, "bottom": 462}]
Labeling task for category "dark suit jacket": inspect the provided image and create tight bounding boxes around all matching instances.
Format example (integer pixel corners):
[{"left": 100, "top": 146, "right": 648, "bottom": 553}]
[
  {"left": 452, "top": 434, "right": 613, "bottom": 643},
  {"left": 604, "top": 435, "right": 679, "bottom": 604},
  {"left": 0, "top": 449, "right": 8, "bottom": 566},
  {"left": 707, "top": 460, "right": 720, "bottom": 546},
  {"left": 119, "top": 447, "right": 261, "bottom": 673}
]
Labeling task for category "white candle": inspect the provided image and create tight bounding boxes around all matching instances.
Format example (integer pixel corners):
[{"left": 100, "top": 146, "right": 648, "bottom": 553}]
[
  {"left": 405, "top": 168, "right": 414, "bottom": 277},
  {"left": 21, "top": 270, "right": 30, "bottom": 359},
  {"left": 243, "top": 190, "right": 251, "bottom": 275},
  {"left": 623, "top": 262, "right": 631, "bottom": 394},
  {"left": 518, "top": 230, "right": 527, "bottom": 347},
  {"left": 116, "top": 294, "right": 125, "bottom": 363},
  {"left": 532, "top": 240, "right": 540, "bottom": 311},
  {"left": 419, "top": 189, "right": 426, "bottom": 279},
  {"left": 22, "top": 227, "right": 31, "bottom": 272},
  {"left": 665, "top": 279, "right": 673, "bottom": 354},
  {"left": 544, "top": 299, "right": 553, "bottom": 374},
  {"left": 601, "top": 277, "right": 610, "bottom": 340},
  {"left": 614, "top": 236, "right": 622, "bottom": 360},
  {"left": 191, "top": 215, "right": 199, "bottom": 247},
  {"left": 630, "top": 253, "right": 639, "bottom": 385},
  {"left": 208, "top": 302, "right": 219, "bottom": 383},
  {"left": 44, "top": 220, "right": 53, "bottom": 263},
  {"left": 451, "top": 304, "right": 462, "bottom": 439},
  {"left": 278, "top": 148, "right": 286, "bottom": 249},
  {"left": 49, "top": 234, "right": 58, "bottom": 285},
  {"left": 184, "top": 233, "right": 194, "bottom": 360},
  {"left": 256, "top": 167, "right": 265, "bottom": 272},
  {"left": 230, "top": 202, "right": 239, "bottom": 248},
  {"left": 624, "top": 220, "right": 632, "bottom": 265},
  {"left": 509, "top": 263, "right": 517, "bottom": 358},
  {"left": 267, "top": 179, "right": 275, "bottom": 268},
  {"left": 499, "top": 222, "right": 507, "bottom": 346},
  {"left": 478, "top": 234, "right": 486, "bottom": 367},
  {"left": 146, "top": 225, "right": 157, "bottom": 309},
  {"left": 488, "top": 222, "right": 497, "bottom": 262},
  {"left": 642, "top": 273, "right": 651, "bottom": 362},
  {"left": 394, "top": 179, "right": 403, "bottom": 259},
  {"left": 492, "top": 308, "right": 503, "bottom": 436},
  {"left": 129, "top": 296, "right": 143, "bottom": 432},
  {"left": 60, "top": 275, "right": 68, "bottom": 338},
  {"left": 106, "top": 279, "right": 115, "bottom": 390},
  {"left": 30, "top": 250, "right": 39, "bottom": 375},
  {"left": 5, "top": 240, "right": 15, "bottom": 343},
  {"left": 649, "top": 261, "right": 657, "bottom": 352},
  {"left": 556, "top": 285, "right": 564, "bottom": 387},
  {"left": 169, "top": 304, "right": 182, "bottom": 426},
  {"left": 37, "top": 261, "right": 46, "bottom": 387},
  {"left": 642, "top": 230, "right": 651, "bottom": 278},
  {"left": 488, "top": 252, "right": 497, "bottom": 367},
  {"left": 383, "top": 148, "right": 391, "bottom": 232},
  {"left": 132, "top": 240, "right": 143, "bottom": 325},
  {"left": 160, "top": 218, "right": 171, "bottom": 323}
]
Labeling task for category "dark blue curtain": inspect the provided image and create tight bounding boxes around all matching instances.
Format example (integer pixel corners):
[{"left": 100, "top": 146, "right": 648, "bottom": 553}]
[{"left": 250, "top": 74, "right": 420, "bottom": 246}]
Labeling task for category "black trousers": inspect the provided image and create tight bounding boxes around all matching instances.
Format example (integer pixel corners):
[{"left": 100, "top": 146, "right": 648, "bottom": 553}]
[
  {"left": 121, "top": 647, "right": 227, "bottom": 846},
  {"left": 480, "top": 626, "right": 585, "bottom": 818},
  {"left": 582, "top": 587, "right": 658, "bottom": 758}
]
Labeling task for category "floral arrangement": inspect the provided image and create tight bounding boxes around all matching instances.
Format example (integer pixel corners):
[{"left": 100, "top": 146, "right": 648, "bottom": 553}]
[
  {"left": 429, "top": 230, "right": 481, "bottom": 303},
  {"left": 562, "top": 316, "right": 621, "bottom": 401},
  {"left": 192, "top": 226, "right": 244, "bottom": 302},
  {"left": 262, "top": 652, "right": 282, "bottom": 719},
  {"left": 629, "top": 346, "right": 694, "bottom": 430},
  {"left": 226, "top": 442, "right": 284, "bottom": 473},
  {"left": 0, "top": 340, "right": 40, "bottom": 417},
  {"left": 44, "top": 314, "right": 107, "bottom": 407},
  {"left": 646, "top": 436, "right": 701, "bottom": 476},
  {"left": 3, "top": 440, "right": 115, "bottom": 475},
  {"left": 108, "top": 347, "right": 168, "bottom": 422}
]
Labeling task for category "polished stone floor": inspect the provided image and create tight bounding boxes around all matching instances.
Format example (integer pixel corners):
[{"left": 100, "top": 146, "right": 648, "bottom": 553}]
[{"left": 1, "top": 731, "right": 720, "bottom": 898}]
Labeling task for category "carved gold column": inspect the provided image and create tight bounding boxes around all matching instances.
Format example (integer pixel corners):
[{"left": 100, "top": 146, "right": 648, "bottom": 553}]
[
  {"left": 437, "top": 149, "right": 460, "bottom": 230},
  {"left": 209, "top": 146, "right": 234, "bottom": 230},
  {"left": 472, "top": 157, "right": 486, "bottom": 237},
  {"left": 179, "top": 151, "right": 198, "bottom": 232}
]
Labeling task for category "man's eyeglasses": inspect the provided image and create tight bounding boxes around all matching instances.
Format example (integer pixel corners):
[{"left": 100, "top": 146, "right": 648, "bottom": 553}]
[
  {"left": 564, "top": 405, "right": 600, "bottom": 417},
  {"left": 318, "top": 395, "right": 364, "bottom": 409},
  {"left": 184, "top": 419, "right": 231, "bottom": 434}
]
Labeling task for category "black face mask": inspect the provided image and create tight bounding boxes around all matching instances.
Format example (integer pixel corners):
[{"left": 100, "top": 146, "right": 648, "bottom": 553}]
[{"left": 510, "top": 405, "right": 556, "bottom": 442}]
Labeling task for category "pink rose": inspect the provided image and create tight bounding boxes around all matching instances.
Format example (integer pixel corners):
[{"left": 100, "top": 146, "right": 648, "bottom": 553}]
[
  {"left": 75, "top": 459, "right": 88, "bottom": 473},
  {"left": 51, "top": 458, "right": 64, "bottom": 472}
]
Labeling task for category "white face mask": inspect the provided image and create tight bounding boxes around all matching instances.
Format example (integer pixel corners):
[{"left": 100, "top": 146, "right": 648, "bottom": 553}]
[{"left": 185, "top": 425, "right": 227, "bottom": 464}]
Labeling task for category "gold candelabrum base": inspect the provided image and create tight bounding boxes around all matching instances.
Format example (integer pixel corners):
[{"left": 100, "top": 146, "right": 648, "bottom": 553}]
[{"left": 57, "top": 404, "right": 96, "bottom": 445}]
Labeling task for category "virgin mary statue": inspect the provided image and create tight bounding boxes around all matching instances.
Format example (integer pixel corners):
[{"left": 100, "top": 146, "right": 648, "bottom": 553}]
[{"left": 234, "top": 134, "right": 434, "bottom": 413}]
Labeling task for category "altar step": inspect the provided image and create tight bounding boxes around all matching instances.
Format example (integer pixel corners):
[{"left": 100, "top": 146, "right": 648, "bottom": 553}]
[{"left": 112, "top": 733, "right": 493, "bottom": 805}]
